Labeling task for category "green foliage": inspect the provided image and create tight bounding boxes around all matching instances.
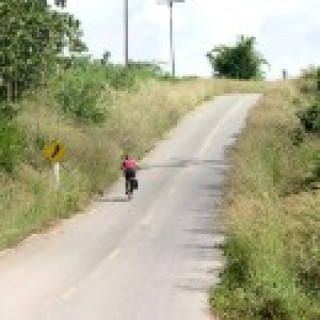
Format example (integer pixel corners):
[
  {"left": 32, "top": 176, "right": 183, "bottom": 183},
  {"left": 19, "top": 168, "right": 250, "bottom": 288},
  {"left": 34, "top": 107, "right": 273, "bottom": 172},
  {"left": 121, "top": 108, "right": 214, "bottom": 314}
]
[
  {"left": 296, "top": 66, "right": 320, "bottom": 184},
  {"left": 297, "top": 103, "right": 320, "bottom": 134},
  {"left": 103, "top": 60, "right": 166, "bottom": 90},
  {"left": 51, "top": 57, "right": 106, "bottom": 124},
  {"left": 50, "top": 56, "right": 169, "bottom": 124},
  {"left": 50, "top": 55, "right": 172, "bottom": 124},
  {"left": 127, "top": 61, "right": 164, "bottom": 79},
  {"left": 220, "top": 237, "right": 250, "bottom": 288},
  {"left": 0, "top": 111, "right": 25, "bottom": 173},
  {"left": 210, "top": 82, "right": 320, "bottom": 319},
  {"left": 290, "top": 128, "right": 305, "bottom": 147},
  {"left": 212, "top": 219, "right": 319, "bottom": 320},
  {"left": 104, "top": 65, "right": 137, "bottom": 90},
  {"left": 0, "top": 0, "right": 86, "bottom": 103},
  {"left": 207, "top": 35, "right": 267, "bottom": 80},
  {"left": 299, "top": 66, "right": 320, "bottom": 97}
]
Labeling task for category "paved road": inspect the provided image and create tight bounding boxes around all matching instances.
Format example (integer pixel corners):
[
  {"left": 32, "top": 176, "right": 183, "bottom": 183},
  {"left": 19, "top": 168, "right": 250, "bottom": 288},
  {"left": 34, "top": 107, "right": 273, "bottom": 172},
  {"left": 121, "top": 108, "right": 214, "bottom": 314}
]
[{"left": 0, "top": 94, "right": 260, "bottom": 320}]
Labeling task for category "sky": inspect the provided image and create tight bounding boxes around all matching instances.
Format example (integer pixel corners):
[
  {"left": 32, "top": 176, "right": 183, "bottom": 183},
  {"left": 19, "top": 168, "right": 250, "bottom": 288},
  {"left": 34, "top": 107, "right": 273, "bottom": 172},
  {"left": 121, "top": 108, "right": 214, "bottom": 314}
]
[{"left": 53, "top": 0, "right": 320, "bottom": 79}]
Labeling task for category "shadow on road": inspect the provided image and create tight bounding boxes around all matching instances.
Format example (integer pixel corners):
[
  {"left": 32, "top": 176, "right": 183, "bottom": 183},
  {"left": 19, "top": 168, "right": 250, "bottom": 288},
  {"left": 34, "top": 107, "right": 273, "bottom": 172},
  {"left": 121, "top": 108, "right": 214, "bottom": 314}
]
[
  {"left": 139, "top": 158, "right": 229, "bottom": 171},
  {"left": 99, "top": 196, "right": 129, "bottom": 203}
]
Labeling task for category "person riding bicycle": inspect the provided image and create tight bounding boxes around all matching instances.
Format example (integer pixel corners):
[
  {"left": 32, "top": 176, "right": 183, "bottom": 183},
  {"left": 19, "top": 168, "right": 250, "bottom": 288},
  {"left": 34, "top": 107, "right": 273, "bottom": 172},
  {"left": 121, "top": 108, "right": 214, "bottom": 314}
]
[{"left": 121, "top": 155, "right": 139, "bottom": 197}]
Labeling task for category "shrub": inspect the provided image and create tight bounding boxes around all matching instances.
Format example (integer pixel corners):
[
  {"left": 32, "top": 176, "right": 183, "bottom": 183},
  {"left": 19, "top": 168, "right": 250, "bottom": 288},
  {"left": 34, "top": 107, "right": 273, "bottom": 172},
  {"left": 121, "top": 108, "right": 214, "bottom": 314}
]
[
  {"left": 0, "top": 111, "right": 25, "bottom": 173},
  {"left": 52, "top": 63, "right": 106, "bottom": 124},
  {"left": 104, "top": 65, "right": 136, "bottom": 90},
  {"left": 290, "top": 128, "right": 305, "bottom": 146},
  {"left": 297, "top": 103, "right": 320, "bottom": 134}
]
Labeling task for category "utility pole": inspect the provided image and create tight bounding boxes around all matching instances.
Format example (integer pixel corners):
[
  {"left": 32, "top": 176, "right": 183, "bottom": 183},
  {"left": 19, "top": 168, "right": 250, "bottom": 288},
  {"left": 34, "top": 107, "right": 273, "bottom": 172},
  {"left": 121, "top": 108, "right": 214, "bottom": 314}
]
[
  {"left": 169, "top": 1, "right": 175, "bottom": 78},
  {"left": 159, "top": 0, "right": 184, "bottom": 78},
  {"left": 124, "top": 0, "right": 129, "bottom": 68},
  {"left": 282, "top": 69, "right": 288, "bottom": 80}
]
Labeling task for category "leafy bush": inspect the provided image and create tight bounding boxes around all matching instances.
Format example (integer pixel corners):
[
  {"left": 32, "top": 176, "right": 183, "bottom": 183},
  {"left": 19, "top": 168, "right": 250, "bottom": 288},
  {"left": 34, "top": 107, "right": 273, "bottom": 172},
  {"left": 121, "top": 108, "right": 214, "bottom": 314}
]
[
  {"left": 104, "top": 65, "right": 136, "bottom": 90},
  {"left": 51, "top": 58, "right": 168, "bottom": 123},
  {"left": 103, "top": 61, "right": 166, "bottom": 90},
  {"left": 298, "top": 66, "right": 320, "bottom": 97},
  {"left": 206, "top": 35, "right": 267, "bottom": 80},
  {"left": 290, "top": 127, "right": 305, "bottom": 146},
  {"left": 52, "top": 62, "right": 106, "bottom": 124},
  {"left": 297, "top": 103, "right": 320, "bottom": 133},
  {"left": 221, "top": 237, "right": 251, "bottom": 287},
  {"left": 0, "top": 111, "right": 25, "bottom": 173},
  {"left": 0, "top": 102, "right": 19, "bottom": 119}
]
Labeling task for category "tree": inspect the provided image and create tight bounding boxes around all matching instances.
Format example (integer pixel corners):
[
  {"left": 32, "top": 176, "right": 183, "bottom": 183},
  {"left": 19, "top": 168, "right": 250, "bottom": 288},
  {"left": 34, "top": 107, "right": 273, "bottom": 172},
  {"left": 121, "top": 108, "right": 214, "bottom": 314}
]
[
  {"left": 206, "top": 36, "right": 267, "bottom": 80},
  {"left": 0, "top": 0, "right": 86, "bottom": 103}
]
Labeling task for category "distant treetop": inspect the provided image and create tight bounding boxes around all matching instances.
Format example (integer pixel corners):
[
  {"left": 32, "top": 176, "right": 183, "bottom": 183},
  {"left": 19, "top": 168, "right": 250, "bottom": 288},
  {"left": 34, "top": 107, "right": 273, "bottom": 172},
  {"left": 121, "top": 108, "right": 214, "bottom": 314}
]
[{"left": 206, "top": 35, "right": 268, "bottom": 80}]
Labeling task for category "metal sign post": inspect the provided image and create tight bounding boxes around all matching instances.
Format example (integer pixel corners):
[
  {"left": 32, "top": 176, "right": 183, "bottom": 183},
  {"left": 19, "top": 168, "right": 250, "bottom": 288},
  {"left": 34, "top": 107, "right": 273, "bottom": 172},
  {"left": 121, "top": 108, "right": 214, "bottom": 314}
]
[
  {"left": 44, "top": 141, "right": 65, "bottom": 191},
  {"left": 53, "top": 162, "right": 60, "bottom": 190}
]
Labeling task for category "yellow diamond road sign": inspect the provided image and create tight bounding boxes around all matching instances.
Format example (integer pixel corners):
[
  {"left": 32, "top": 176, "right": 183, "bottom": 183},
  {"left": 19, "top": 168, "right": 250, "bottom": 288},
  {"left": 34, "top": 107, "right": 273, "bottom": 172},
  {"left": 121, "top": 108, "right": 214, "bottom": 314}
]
[{"left": 44, "top": 141, "right": 65, "bottom": 163}]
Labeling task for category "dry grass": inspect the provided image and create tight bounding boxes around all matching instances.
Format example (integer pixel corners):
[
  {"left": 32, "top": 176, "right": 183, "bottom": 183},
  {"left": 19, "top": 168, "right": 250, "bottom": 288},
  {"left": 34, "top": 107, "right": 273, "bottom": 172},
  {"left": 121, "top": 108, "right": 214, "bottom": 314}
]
[{"left": 211, "top": 81, "right": 320, "bottom": 319}]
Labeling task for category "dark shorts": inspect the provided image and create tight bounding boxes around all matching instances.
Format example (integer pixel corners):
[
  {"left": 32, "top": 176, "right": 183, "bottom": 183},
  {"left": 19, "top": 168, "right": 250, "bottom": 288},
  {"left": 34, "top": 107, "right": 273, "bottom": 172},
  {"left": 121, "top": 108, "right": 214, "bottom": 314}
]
[{"left": 124, "top": 169, "right": 136, "bottom": 180}]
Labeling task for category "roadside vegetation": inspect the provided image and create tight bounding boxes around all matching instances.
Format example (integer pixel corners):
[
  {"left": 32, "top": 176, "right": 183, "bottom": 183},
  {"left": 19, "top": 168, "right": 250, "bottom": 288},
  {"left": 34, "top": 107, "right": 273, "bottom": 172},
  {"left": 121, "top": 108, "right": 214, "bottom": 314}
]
[
  {"left": 0, "top": 68, "right": 264, "bottom": 249},
  {"left": 4, "top": 1, "right": 320, "bottom": 318},
  {"left": 210, "top": 68, "right": 320, "bottom": 319},
  {"left": 0, "top": 2, "right": 266, "bottom": 249}
]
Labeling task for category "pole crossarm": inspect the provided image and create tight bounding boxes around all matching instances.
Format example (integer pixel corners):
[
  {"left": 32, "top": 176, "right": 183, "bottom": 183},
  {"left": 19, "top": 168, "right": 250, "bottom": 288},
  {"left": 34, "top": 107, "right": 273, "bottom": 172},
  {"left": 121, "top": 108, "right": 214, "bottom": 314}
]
[{"left": 158, "top": 0, "right": 185, "bottom": 4}]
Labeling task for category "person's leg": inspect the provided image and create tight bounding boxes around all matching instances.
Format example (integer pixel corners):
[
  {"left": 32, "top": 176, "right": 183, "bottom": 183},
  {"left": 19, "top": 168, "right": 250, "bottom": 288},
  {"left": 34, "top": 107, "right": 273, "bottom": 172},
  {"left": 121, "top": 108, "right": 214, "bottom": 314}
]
[
  {"left": 129, "top": 170, "right": 136, "bottom": 193},
  {"left": 125, "top": 169, "right": 135, "bottom": 197},
  {"left": 125, "top": 170, "right": 130, "bottom": 194},
  {"left": 125, "top": 177, "right": 130, "bottom": 194}
]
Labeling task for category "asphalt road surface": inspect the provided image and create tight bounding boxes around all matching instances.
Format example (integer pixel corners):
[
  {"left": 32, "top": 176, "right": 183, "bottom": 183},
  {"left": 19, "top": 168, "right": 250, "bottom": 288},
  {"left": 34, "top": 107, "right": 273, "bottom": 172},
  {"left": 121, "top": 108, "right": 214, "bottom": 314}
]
[{"left": 0, "top": 94, "right": 260, "bottom": 320}]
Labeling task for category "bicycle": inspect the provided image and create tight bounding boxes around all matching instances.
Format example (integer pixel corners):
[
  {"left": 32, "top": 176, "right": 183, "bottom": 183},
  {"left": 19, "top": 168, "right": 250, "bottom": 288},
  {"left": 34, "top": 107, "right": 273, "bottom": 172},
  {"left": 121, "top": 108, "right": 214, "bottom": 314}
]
[
  {"left": 121, "top": 155, "right": 139, "bottom": 200},
  {"left": 126, "top": 177, "right": 138, "bottom": 200}
]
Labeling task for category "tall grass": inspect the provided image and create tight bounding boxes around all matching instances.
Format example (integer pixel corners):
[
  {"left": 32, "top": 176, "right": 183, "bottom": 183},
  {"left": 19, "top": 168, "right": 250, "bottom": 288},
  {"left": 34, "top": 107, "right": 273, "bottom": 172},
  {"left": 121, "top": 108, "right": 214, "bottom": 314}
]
[{"left": 210, "top": 80, "right": 320, "bottom": 319}]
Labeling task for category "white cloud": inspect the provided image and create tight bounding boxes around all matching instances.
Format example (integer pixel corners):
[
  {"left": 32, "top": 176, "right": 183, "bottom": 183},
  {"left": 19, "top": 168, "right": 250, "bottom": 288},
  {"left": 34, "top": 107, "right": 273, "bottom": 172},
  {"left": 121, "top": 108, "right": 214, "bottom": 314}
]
[{"left": 55, "top": 0, "right": 320, "bottom": 79}]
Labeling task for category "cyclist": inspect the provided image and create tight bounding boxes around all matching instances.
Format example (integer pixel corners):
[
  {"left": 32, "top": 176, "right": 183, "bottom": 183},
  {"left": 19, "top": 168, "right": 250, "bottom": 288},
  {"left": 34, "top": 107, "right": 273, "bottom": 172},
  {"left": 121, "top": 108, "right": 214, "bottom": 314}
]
[{"left": 121, "top": 155, "right": 139, "bottom": 199}]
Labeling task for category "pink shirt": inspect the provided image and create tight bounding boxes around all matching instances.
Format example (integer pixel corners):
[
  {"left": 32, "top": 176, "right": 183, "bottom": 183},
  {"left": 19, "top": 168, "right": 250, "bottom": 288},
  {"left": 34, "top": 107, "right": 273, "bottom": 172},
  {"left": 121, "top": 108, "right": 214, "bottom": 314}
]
[{"left": 122, "top": 159, "right": 137, "bottom": 170}]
